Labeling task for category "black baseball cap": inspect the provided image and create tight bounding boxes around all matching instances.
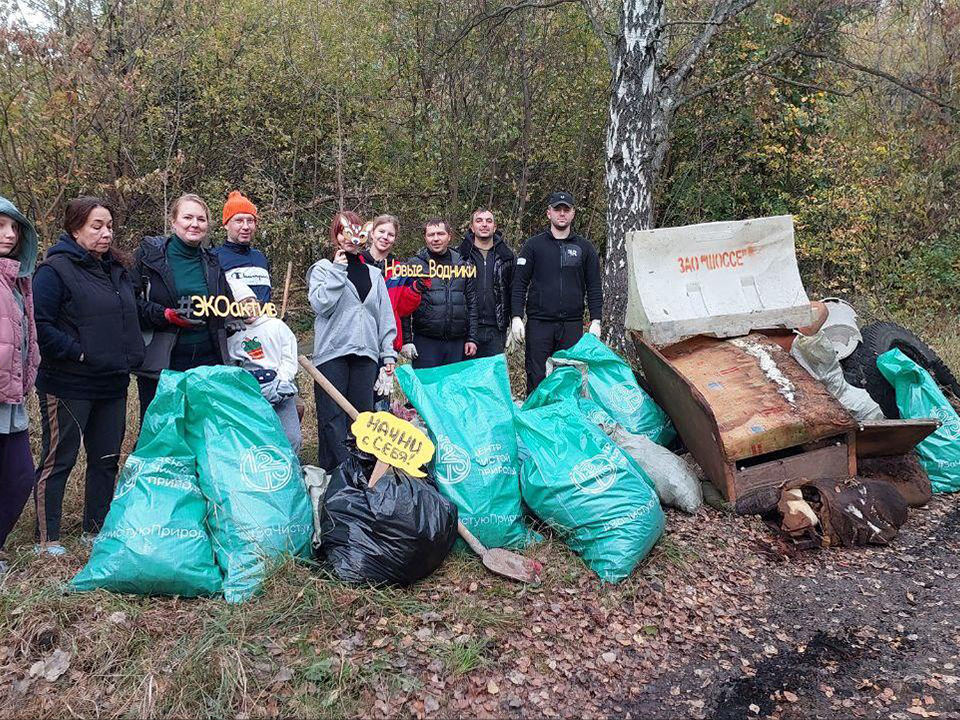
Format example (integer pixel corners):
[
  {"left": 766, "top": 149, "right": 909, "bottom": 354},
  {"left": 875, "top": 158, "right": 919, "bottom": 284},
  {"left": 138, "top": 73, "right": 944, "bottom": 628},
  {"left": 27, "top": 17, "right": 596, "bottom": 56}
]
[{"left": 547, "top": 191, "right": 575, "bottom": 208}]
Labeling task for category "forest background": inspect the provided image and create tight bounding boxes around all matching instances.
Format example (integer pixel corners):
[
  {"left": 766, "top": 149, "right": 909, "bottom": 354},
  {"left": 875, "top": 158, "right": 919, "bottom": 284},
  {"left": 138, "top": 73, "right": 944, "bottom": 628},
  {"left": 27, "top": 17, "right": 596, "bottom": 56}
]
[{"left": 1, "top": 0, "right": 958, "bottom": 324}]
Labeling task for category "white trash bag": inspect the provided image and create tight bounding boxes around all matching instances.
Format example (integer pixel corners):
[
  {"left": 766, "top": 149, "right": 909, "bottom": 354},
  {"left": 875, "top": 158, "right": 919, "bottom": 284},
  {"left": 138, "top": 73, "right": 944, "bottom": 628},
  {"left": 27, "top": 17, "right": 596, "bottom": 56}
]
[
  {"left": 789, "top": 331, "right": 884, "bottom": 422},
  {"left": 608, "top": 426, "right": 703, "bottom": 513}
]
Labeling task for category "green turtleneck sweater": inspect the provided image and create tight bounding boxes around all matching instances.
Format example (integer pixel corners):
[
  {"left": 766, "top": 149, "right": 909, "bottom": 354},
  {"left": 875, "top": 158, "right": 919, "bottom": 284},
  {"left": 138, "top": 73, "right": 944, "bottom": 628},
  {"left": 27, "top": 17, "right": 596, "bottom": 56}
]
[{"left": 166, "top": 234, "right": 210, "bottom": 345}]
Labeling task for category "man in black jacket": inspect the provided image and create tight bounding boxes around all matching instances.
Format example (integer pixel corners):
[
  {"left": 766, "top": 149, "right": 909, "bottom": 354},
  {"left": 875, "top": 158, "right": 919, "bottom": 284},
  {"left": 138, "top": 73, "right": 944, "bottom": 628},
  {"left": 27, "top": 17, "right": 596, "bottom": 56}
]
[
  {"left": 458, "top": 208, "right": 515, "bottom": 358},
  {"left": 510, "top": 191, "right": 603, "bottom": 394},
  {"left": 407, "top": 219, "right": 478, "bottom": 369}
]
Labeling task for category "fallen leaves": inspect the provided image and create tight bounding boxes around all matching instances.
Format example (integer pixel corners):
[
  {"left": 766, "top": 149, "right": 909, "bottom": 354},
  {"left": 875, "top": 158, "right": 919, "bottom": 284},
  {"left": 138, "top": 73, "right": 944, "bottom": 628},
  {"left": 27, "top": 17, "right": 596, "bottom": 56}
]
[
  {"left": 28, "top": 649, "right": 70, "bottom": 682},
  {"left": 2, "top": 494, "right": 958, "bottom": 720},
  {"left": 270, "top": 667, "right": 294, "bottom": 685}
]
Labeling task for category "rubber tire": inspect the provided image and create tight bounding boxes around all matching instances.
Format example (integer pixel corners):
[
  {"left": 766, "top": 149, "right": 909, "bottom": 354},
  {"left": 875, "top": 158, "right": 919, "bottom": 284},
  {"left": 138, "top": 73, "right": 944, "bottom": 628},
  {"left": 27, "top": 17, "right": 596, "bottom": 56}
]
[{"left": 840, "top": 321, "right": 960, "bottom": 419}]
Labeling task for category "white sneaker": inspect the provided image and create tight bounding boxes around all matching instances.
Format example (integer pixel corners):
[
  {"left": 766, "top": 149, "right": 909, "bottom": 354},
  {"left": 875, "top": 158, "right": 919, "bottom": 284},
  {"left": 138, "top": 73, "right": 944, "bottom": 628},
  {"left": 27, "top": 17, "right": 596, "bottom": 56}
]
[{"left": 35, "top": 542, "right": 67, "bottom": 557}]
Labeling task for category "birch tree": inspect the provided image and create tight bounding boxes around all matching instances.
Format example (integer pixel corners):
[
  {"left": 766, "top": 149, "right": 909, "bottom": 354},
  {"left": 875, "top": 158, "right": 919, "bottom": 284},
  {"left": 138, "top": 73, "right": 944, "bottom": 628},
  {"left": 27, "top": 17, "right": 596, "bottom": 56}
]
[
  {"left": 453, "top": 0, "right": 955, "bottom": 352},
  {"left": 590, "top": 0, "right": 955, "bottom": 351}
]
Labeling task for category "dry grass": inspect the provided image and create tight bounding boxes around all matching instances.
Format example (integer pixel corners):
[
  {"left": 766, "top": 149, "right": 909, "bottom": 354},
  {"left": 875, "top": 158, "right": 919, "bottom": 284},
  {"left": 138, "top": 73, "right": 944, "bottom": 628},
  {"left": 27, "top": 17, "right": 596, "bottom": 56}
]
[
  {"left": 2, "top": 314, "right": 958, "bottom": 718},
  {"left": 0, "top": 329, "right": 538, "bottom": 719}
]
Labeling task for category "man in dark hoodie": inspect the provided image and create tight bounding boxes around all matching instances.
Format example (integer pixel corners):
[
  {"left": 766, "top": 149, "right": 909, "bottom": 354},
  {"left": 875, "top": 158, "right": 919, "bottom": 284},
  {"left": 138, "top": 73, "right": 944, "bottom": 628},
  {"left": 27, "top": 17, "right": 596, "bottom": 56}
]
[
  {"left": 458, "top": 209, "right": 515, "bottom": 358},
  {"left": 406, "top": 219, "right": 478, "bottom": 369},
  {"left": 510, "top": 191, "right": 603, "bottom": 394}
]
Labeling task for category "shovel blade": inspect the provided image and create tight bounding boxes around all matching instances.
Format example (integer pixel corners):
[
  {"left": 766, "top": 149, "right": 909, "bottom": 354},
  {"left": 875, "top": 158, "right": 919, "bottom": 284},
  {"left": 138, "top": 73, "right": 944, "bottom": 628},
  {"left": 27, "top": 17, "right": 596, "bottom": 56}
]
[{"left": 482, "top": 548, "right": 542, "bottom": 584}]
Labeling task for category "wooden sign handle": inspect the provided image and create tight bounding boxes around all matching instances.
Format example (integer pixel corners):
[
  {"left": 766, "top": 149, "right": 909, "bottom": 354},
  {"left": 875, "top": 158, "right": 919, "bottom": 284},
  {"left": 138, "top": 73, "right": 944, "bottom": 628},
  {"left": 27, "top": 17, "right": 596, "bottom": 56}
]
[
  {"left": 299, "top": 355, "right": 389, "bottom": 485},
  {"left": 280, "top": 261, "right": 294, "bottom": 319},
  {"left": 298, "top": 355, "right": 358, "bottom": 421}
]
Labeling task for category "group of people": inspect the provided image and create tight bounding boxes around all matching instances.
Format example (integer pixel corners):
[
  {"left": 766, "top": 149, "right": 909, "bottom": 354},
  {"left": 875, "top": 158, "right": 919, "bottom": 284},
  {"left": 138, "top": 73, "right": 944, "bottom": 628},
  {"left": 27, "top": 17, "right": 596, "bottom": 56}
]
[{"left": 0, "top": 188, "right": 604, "bottom": 570}]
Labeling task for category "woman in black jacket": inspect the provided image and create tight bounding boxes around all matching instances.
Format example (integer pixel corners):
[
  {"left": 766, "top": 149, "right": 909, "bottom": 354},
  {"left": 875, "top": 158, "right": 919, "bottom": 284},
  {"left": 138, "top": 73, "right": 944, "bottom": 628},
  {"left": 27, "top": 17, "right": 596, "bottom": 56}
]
[
  {"left": 133, "top": 193, "right": 233, "bottom": 420},
  {"left": 32, "top": 197, "right": 144, "bottom": 555}
]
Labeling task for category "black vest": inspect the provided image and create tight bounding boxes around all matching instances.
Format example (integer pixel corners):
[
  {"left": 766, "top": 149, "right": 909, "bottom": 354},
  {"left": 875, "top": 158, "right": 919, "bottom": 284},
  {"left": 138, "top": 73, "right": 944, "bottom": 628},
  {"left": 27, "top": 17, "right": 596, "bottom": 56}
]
[{"left": 39, "top": 252, "right": 145, "bottom": 382}]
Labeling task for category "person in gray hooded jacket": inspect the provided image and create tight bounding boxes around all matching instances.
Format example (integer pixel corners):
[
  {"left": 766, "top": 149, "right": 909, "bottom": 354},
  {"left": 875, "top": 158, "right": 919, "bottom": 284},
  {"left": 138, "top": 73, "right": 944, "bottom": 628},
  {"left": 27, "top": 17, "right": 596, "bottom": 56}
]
[
  {"left": 0, "top": 196, "right": 40, "bottom": 571},
  {"left": 308, "top": 211, "right": 396, "bottom": 470}
]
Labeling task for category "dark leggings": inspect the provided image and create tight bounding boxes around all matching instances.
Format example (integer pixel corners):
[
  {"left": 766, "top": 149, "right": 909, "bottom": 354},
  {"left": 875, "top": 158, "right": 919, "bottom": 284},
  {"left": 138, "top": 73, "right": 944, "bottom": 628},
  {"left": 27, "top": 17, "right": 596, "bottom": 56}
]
[
  {"left": 34, "top": 393, "right": 127, "bottom": 542},
  {"left": 0, "top": 430, "right": 34, "bottom": 550},
  {"left": 313, "top": 354, "right": 378, "bottom": 471}
]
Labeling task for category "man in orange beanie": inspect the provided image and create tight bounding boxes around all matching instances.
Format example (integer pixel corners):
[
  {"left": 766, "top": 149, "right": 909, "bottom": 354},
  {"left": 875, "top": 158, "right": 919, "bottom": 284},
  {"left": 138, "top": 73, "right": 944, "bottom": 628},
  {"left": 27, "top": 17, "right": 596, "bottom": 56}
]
[{"left": 214, "top": 190, "right": 272, "bottom": 303}]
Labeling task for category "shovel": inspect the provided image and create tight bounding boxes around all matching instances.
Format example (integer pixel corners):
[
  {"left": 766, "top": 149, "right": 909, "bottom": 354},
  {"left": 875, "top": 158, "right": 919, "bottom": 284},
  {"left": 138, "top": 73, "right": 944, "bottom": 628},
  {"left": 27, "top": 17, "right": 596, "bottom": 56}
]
[{"left": 299, "top": 355, "right": 542, "bottom": 584}]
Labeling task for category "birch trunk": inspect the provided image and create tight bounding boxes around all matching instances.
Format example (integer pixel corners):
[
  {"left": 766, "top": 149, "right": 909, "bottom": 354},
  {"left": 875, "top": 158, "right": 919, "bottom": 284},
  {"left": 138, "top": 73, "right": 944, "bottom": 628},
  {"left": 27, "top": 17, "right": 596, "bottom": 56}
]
[{"left": 601, "top": 0, "right": 669, "bottom": 354}]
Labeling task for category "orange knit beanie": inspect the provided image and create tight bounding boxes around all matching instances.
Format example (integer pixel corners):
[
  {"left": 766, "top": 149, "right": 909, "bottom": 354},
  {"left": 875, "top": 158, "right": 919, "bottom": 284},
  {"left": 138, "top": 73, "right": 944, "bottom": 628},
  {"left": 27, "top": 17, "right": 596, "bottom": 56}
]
[{"left": 222, "top": 191, "right": 258, "bottom": 225}]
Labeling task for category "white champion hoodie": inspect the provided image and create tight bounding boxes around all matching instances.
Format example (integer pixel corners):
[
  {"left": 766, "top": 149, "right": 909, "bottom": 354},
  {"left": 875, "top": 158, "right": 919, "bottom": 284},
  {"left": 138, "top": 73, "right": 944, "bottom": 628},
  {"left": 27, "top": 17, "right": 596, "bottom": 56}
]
[{"left": 227, "top": 314, "right": 298, "bottom": 383}]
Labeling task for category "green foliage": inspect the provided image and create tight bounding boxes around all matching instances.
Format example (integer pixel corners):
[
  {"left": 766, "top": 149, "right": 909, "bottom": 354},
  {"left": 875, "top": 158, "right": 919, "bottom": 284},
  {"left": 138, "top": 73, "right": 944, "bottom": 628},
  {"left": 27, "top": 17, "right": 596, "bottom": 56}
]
[
  {"left": 660, "top": 2, "right": 960, "bottom": 314},
  {"left": 1, "top": 0, "right": 958, "bottom": 314},
  {"left": 0, "top": 0, "right": 609, "bottom": 268}
]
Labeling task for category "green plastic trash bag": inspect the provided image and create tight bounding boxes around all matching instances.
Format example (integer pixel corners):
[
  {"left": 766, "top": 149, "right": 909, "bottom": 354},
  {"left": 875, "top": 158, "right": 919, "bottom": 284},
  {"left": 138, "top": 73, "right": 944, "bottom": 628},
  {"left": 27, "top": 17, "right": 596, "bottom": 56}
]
[
  {"left": 70, "top": 372, "right": 222, "bottom": 596},
  {"left": 523, "top": 365, "right": 585, "bottom": 410},
  {"left": 550, "top": 334, "right": 675, "bottom": 445},
  {"left": 516, "top": 400, "right": 665, "bottom": 583},
  {"left": 523, "top": 365, "right": 618, "bottom": 429},
  {"left": 397, "top": 355, "right": 537, "bottom": 549},
  {"left": 185, "top": 366, "right": 312, "bottom": 603},
  {"left": 523, "top": 364, "right": 698, "bottom": 511},
  {"left": 877, "top": 349, "right": 960, "bottom": 493}
]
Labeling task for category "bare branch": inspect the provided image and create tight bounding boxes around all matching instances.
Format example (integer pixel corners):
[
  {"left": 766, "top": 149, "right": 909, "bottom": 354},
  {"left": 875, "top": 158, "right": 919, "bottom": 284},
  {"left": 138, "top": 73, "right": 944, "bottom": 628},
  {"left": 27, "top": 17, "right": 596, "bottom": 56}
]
[
  {"left": 796, "top": 49, "right": 958, "bottom": 111},
  {"left": 661, "top": 20, "right": 723, "bottom": 27},
  {"left": 580, "top": 0, "right": 615, "bottom": 70},
  {"left": 442, "top": 0, "right": 579, "bottom": 55},
  {"left": 676, "top": 43, "right": 797, "bottom": 107},
  {"left": 297, "top": 189, "right": 447, "bottom": 212},
  {"left": 663, "top": 0, "right": 760, "bottom": 99},
  {"left": 760, "top": 71, "right": 854, "bottom": 97}
]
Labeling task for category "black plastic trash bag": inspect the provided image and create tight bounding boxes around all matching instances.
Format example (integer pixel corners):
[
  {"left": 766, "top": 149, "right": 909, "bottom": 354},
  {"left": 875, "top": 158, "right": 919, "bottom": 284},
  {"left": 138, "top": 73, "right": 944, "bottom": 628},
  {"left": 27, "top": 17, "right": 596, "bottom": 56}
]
[{"left": 318, "top": 453, "right": 458, "bottom": 586}]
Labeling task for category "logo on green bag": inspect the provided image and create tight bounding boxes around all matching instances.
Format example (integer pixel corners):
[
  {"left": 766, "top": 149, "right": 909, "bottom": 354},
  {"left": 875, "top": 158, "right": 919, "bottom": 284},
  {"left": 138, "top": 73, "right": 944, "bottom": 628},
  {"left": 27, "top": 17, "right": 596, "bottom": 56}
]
[
  {"left": 585, "top": 406, "right": 614, "bottom": 427},
  {"left": 932, "top": 406, "right": 960, "bottom": 440},
  {"left": 240, "top": 446, "right": 293, "bottom": 491},
  {"left": 435, "top": 436, "right": 471, "bottom": 485},
  {"left": 605, "top": 382, "right": 645, "bottom": 416},
  {"left": 569, "top": 449, "right": 619, "bottom": 495},
  {"left": 114, "top": 457, "right": 144, "bottom": 499}
]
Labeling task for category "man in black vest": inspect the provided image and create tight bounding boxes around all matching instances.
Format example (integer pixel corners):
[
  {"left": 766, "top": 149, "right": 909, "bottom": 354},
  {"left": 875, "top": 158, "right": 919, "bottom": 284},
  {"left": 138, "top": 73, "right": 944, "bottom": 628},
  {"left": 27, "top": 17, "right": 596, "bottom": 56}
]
[
  {"left": 510, "top": 191, "right": 603, "bottom": 394},
  {"left": 406, "top": 219, "right": 478, "bottom": 369},
  {"left": 457, "top": 208, "right": 515, "bottom": 358}
]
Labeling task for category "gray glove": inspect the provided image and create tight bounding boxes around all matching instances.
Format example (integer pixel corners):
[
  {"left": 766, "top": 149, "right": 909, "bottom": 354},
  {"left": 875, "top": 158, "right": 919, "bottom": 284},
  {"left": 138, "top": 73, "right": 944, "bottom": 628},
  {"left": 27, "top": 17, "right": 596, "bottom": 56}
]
[
  {"left": 276, "top": 380, "right": 298, "bottom": 399},
  {"left": 260, "top": 377, "right": 283, "bottom": 404}
]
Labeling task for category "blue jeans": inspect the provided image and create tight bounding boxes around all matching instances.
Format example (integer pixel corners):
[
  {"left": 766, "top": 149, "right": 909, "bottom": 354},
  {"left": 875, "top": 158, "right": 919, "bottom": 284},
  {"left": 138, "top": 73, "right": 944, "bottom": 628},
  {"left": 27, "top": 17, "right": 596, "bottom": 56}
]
[{"left": 273, "top": 396, "right": 302, "bottom": 455}]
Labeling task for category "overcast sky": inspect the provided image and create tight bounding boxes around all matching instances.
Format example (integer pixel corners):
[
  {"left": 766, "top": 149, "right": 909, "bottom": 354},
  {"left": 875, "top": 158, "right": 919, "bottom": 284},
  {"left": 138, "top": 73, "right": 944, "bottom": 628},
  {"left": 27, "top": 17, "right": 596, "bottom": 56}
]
[{"left": 5, "top": 1, "right": 48, "bottom": 28}]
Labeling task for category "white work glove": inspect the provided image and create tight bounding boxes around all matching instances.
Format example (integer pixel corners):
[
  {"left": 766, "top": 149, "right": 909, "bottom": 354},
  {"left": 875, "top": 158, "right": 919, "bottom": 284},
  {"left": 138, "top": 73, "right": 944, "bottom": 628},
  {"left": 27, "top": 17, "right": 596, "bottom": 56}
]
[
  {"left": 589, "top": 319, "right": 602, "bottom": 338},
  {"left": 374, "top": 366, "right": 394, "bottom": 396},
  {"left": 399, "top": 343, "right": 418, "bottom": 360},
  {"left": 509, "top": 317, "right": 525, "bottom": 347}
]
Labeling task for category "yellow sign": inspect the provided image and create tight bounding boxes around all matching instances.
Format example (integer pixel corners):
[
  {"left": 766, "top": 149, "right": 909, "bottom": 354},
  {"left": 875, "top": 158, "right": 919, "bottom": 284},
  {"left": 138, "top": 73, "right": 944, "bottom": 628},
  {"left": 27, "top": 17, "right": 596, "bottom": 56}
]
[
  {"left": 383, "top": 259, "right": 477, "bottom": 280},
  {"left": 190, "top": 295, "right": 279, "bottom": 318},
  {"left": 351, "top": 411, "right": 435, "bottom": 477}
]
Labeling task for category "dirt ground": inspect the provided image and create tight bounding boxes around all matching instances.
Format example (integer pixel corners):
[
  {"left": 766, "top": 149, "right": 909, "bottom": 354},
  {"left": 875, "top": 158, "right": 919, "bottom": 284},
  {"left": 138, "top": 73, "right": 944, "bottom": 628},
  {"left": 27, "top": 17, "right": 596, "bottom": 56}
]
[
  {"left": 416, "top": 497, "right": 960, "bottom": 720},
  {"left": 627, "top": 499, "right": 960, "bottom": 720},
  {"left": 2, "top": 492, "right": 958, "bottom": 719},
  {"left": 3, "top": 318, "right": 960, "bottom": 718}
]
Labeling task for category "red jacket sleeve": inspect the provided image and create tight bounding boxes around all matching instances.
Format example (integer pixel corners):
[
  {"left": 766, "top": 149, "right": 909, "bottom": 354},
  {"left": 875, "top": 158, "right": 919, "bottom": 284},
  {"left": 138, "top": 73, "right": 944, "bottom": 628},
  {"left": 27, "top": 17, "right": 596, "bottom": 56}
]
[{"left": 385, "top": 270, "right": 428, "bottom": 350}]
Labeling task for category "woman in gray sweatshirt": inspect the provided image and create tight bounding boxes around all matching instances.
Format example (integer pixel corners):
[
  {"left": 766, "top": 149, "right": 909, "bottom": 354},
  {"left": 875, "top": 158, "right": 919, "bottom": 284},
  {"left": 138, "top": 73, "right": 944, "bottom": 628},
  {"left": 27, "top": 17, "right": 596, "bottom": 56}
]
[{"left": 308, "top": 211, "right": 396, "bottom": 470}]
